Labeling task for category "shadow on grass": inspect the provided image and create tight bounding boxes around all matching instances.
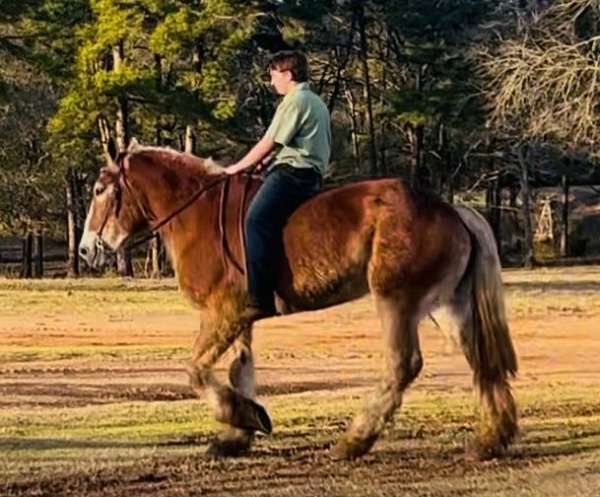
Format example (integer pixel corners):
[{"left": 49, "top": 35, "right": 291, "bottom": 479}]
[{"left": 0, "top": 437, "right": 159, "bottom": 451}]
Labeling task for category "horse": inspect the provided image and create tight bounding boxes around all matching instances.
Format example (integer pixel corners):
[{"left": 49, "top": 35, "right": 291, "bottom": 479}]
[{"left": 78, "top": 139, "right": 518, "bottom": 461}]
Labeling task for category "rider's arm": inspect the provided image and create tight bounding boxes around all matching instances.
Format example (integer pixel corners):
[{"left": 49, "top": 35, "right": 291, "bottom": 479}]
[{"left": 225, "top": 135, "right": 276, "bottom": 175}]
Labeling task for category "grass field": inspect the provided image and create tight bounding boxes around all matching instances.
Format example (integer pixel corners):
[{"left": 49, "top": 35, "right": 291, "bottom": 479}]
[{"left": 1, "top": 267, "right": 599, "bottom": 496}]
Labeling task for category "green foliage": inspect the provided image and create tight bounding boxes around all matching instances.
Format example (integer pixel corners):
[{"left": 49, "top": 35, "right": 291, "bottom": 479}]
[
  {"left": 4, "top": 0, "right": 598, "bottom": 249},
  {"left": 384, "top": 0, "right": 492, "bottom": 42},
  {"left": 384, "top": 0, "right": 492, "bottom": 126},
  {"left": 49, "top": 0, "right": 262, "bottom": 159}
]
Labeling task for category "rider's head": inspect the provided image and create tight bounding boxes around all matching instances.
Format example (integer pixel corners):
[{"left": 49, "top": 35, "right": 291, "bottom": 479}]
[{"left": 268, "top": 51, "right": 309, "bottom": 95}]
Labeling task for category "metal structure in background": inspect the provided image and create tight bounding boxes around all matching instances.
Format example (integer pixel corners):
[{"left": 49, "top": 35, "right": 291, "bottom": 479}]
[{"left": 534, "top": 197, "right": 554, "bottom": 243}]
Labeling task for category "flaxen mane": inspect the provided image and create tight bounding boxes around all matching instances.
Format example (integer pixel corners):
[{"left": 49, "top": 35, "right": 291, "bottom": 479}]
[{"left": 127, "top": 141, "right": 224, "bottom": 177}]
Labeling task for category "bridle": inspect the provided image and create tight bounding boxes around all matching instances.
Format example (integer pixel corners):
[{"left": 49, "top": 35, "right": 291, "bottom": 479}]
[{"left": 93, "top": 152, "right": 233, "bottom": 259}]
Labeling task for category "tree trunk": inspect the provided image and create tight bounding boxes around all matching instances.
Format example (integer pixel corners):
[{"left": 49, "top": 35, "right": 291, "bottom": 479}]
[
  {"left": 436, "top": 123, "right": 448, "bottom": 197},
  {"left": 22, "top": 232, "right": 33, "bottom": 279},
  {"left": 97, "top": 117, "right": 115, "bottom": 163},
  {"left": 327, "top": 18, "right": 356, "bottom": 113},
  {"left": 113, "top": 41, "right": 129, "bottom": 152},
  {"left": 113, "top": 40, "right": 134, "bottom": 276},
  {"left": 151, "top": 235, "right": 162, "bottom": 278},
  {"left": 144, "top": 236, "right": 163, "bottom": 278},
  {"left": 34, "top": 230, "right": 43, "bottom": 278},
  {"left": 560, "top": 174, "right": 569, "bottom": 257},
  {"left": 493, "top": 178, "right": 502, "bottom": 259},
  {"left": 345, "top": 87, "right": 361, "bottom": 174},
  {"left": 517, "top": 146, "right": 534, "bottom": 268},
  {"left": 185, "top": 125, "right": 195, "bottom": 154},
  {"left": 486, "top": 177, "right": 502, "bottom": 258},
  {"left": 378, "top": 37, "right": 390, "bottom": 176},
  {"left": 66, "top": 168, "right": 80, "bottom": 277},
  {"left": 355, "top": 0, "right": 377, "bottom": 176},
  {"left": 407, "top": 124, "right": 424, "bottom": 187}
]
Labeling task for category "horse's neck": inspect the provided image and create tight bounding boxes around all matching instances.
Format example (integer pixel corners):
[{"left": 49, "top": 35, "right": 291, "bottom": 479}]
[
  {"left": 133, "top": 165, "right": 205, "bottom": 220},
  {"left": 149, "top": 172, "right": 262, "bottom": 302},
  {"left": 132, "top": 165, "right": 218, "bottom": 293}
]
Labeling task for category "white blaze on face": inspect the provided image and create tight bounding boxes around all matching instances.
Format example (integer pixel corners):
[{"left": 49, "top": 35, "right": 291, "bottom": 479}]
[
  {"left": 78, "top": 183, "right": 129, "bottom": 268},
  {"left": 78, "top": 204, "right": 99, "bottom": 267}
]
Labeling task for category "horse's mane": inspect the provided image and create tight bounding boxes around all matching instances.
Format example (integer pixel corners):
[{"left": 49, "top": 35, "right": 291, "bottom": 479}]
[{"left": 126, "top": 140, "right": 225, "bottom": 177}]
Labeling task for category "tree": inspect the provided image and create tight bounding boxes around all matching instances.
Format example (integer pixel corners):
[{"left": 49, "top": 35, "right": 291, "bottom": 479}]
[
  {"left": 1, "top": 1, "right": 91, "bottom": 278},
  {"left": 46, "top": 0, "right": 268, "bottom": 275},
  {"left": 477, "top": 0, "right": 600, "bottom": 263},
  {"left": 480, "top": 0, "right": 600, "bottom": 152}
]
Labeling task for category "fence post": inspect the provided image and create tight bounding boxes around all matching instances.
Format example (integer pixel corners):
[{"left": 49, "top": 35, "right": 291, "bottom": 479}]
[
  {"left": 22, "top": 232, "right": 33, "bottom": 278},
  {"left": 34, "top": 230, "right": 43, "bottom": 278}
]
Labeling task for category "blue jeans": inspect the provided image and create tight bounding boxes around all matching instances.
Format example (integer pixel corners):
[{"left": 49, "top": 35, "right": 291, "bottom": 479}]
[{"left": 245, "top": 164, "right": 322, "bottom": 310}]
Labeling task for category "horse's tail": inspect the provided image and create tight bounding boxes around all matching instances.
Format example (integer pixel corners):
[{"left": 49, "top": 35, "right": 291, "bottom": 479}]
[
  {"left": 453, "top": 206, "right": 518, "bottom": 457},
  {"left": 454, "top": 206, "right": 517, "bottom": 385}
]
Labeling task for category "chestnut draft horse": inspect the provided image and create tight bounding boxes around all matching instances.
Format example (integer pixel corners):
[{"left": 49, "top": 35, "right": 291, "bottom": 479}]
[{"left": 79, "top": 140, "right": 518, "bottom": 461}]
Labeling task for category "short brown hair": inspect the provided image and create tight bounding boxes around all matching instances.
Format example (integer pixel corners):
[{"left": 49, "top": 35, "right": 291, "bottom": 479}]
[{"left": 268, "top": 51, "right": 309, "bottom": 83}]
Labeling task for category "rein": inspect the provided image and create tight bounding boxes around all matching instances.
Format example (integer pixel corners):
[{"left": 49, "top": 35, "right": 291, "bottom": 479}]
[
  {"left": 111, "top": 153, "right": 255, "bottom": 278},
  {"left": 114, "top": 153, "right": 229, "bottom": 251}
]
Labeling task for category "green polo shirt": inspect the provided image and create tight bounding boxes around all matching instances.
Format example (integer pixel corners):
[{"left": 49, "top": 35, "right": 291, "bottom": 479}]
[{"left": 265, "top": 82, "right": 331, "bottom": 176}]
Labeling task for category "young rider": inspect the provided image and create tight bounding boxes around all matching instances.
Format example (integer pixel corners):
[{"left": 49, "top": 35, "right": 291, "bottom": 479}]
[{"left": 225, "top": 50, "right": 331, "bottom": 321}]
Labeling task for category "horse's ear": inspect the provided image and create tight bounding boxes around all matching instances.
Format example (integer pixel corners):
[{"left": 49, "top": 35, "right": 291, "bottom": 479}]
[{"left": 128, "top": 137, "right": 141, "bottom": 152}]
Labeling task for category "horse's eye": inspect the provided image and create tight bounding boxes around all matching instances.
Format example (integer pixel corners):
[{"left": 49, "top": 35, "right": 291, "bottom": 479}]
[{"left": 94, "top": 185, "right": 105, "bottom": 196}]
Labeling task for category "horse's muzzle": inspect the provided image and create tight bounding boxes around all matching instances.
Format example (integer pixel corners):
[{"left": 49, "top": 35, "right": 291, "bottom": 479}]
[{"left": 79, "top": 235, "right": 108, "bottom": 269}]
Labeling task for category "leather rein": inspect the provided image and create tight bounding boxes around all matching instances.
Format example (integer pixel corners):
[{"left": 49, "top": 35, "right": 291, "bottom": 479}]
[{"left": 97, "top": 152, "right": 252, "bottom": 276}]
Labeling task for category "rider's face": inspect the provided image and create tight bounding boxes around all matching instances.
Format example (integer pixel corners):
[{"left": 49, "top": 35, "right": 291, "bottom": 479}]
[{"left": 270, "top": 68, "right": 293, "bottom": 96}]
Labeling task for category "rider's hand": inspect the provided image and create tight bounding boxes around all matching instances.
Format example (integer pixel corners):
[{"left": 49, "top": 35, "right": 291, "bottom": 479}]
[{"left": 225, "top": 163, "right": 246, "bottom": 175}]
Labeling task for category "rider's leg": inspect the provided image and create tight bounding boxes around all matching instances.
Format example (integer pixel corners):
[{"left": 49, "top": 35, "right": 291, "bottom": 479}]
[{"left": 243, "top": 165, "right": 321, "bottom": 321}]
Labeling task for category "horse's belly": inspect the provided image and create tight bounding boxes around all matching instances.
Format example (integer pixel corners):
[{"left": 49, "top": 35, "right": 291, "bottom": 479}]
[{"left": 276, "top": 258, "right": 370, "bottom": 312}]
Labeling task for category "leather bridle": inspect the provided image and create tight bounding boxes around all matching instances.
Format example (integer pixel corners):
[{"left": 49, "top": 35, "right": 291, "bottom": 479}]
[{"left": 92, "top": 153, "right": 248, "bottom": 275}]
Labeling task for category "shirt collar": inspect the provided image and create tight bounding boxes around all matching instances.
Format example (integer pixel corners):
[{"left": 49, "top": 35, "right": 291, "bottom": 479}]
[
  {"left": 284, "top": 82, "right": 309, "bottom": 100},
  {"left": 294, "top": 82, "right": 310, "bottom": 92}
]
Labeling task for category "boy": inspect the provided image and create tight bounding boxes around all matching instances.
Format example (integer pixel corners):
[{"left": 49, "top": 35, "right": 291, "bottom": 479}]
[{"left": 226, "top": 50, "right": 331, "bottom": 321}]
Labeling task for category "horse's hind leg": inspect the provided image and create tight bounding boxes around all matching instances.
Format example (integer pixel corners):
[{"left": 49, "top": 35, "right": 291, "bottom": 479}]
[
  {"left": 332, "top": 293, "right": 423, "bottom": 460},
  {"left": 207, "top": 327, "right": 258, "bottom": 457},
  {"left": 431, "top": 290, "right": 469, "bottom": 354}
]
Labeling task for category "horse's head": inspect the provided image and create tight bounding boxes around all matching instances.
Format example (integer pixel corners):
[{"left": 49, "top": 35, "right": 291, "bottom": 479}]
[
  {"left": 79, "top": 139, "right": 225, "bottom": 269},
  {"left": 79, "top": 148, "right": 149, "bottom": 269}
]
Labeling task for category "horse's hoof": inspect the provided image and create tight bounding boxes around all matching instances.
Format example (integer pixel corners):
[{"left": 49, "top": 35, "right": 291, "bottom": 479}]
[
  {"left": 331, "top": 435, "right": 377, "bottom": 461},
  {"left": 214, "top": 387, "right": 273, "bottom": 434},
  {"left": 207, "top": 436, "right": 252, "bottom": 458},
  {"left": 248, "top": 400, "right": 273, "bottom": 434}
]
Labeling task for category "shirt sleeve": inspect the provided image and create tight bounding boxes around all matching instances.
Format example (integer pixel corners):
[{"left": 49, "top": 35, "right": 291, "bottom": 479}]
[{"left": 265, "top": 99, "right": 303, "bottom": 146}]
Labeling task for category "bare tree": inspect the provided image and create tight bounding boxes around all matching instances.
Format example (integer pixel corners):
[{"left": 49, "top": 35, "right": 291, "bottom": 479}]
[{"left": 479, "top": 0, "right": 600, "bottom": 153}]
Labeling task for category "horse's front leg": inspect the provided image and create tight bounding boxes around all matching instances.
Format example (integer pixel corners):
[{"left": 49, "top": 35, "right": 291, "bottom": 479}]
[
  {"left": 206, "top": 327, "right": 258, "bottom": 456},
  {"left": 187, "top": 310, "right": 271, "bottom": 454}
]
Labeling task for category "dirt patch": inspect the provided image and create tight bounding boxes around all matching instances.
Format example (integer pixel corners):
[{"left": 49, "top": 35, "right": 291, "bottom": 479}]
[
  {"left": 2, "top": 434, "right": 595, "bottom": 497},
  {"left": 2, "top": 272, "right": 600, "bottom": 496}
]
